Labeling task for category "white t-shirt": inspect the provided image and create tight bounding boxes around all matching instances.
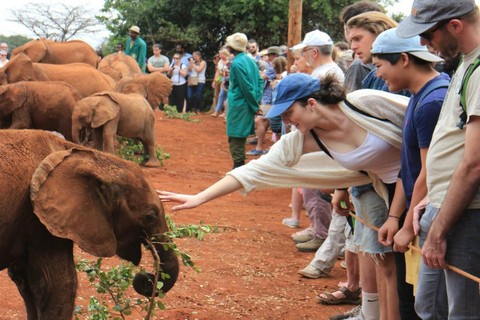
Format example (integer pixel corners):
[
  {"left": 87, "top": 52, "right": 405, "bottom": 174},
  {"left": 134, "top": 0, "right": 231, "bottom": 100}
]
[
  {"left": 311, "top": 62, "right": 345, "bottom": 83},
  {"left": 190, "top": 61, "right": 207, "bottom": 83},
  {"left": 427, "top": 43, "right": 480, "bottom": 208}
]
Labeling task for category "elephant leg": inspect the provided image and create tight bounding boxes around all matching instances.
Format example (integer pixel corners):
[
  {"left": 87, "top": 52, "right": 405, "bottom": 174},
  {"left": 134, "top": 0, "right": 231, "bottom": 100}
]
[
  {"left": 9, "top": 110, "right": 32, "bottom": 129},
  {"left": 31, "top": 238, "right": 77, "bottom": 319},
  {"left": 8, "top": 265, "right": 38, "bottom": 320},
  {"left": 102, "top": 121, "right": 118, "bottom": 154},
  {"left": 142, "top": 135, "right": 159, "bottom": 167},
  {"left": 10, "top": 238, "right": 77, "bottom": 320},
  {"left": 92, "top": 129, "right": 103, "bottom": 150}
]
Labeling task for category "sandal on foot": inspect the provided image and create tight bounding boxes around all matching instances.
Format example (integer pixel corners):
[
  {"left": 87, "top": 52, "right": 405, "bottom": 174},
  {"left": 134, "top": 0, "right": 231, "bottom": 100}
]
[{"left": 317, "top": 286, "right": 361, "bottom": 305}]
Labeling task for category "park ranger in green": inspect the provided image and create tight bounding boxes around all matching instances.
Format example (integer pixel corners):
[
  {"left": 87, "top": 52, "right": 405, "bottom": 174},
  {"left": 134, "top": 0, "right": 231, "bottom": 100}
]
[
  {"left": 225, "top": 32, "right": 263, "bottom": 169},
  {"left": 125, "top": 25, "right": 147, "bottom": 72}
]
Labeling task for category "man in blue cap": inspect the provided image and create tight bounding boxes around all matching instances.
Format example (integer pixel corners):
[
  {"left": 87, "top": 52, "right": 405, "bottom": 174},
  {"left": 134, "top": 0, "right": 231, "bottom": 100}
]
[
  {"left": 371, "top": 28, "right": 450, "bottom": 319},
  {"left": 397, "top": 0, "right": 480, "bottom": 318}
]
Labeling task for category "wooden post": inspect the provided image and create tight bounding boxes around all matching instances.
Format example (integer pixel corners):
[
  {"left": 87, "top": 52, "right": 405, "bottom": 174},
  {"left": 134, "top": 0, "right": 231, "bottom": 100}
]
[{"left": 287, "top": 0, "right": 302, "bottom": 72}]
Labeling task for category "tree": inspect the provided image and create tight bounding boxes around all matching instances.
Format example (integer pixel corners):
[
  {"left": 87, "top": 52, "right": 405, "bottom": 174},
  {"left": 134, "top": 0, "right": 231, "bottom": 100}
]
[
  {"left": 10, "top": 3, "right": 101, "bottom": 42},
  {"left": 0, "top": 35, "right": 32, "bottom": 50}
]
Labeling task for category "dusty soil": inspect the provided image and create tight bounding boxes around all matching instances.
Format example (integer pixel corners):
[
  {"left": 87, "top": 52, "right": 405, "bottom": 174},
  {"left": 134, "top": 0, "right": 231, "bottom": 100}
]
[{"left": 0, "top": 112, "right": 356, "bottom": 319}]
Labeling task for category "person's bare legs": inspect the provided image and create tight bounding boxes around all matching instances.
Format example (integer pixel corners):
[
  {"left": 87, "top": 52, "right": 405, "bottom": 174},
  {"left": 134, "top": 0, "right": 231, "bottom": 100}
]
[
  {"left": 254, "top": 117, "right": 269, "bottom": 151},
  {"left": 376, "top": 253, "right": 400, "bottom": 320},
  {"left": 291, "top": 188, "right": 303, "bottom": 220}
]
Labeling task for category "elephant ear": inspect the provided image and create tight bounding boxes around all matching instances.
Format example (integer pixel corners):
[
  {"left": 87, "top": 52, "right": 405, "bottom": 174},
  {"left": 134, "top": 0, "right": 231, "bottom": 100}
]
[
  {"left": 143, "top": 73, "right": 172, "bottom": 109},
  {"left": 4, "top": 53, "right": 34, "bottom": 83},
  {"left": 0, "top": 83, "right": 27, "bottom": 118},
  {"left": 30, "top": 147, "right": 119, "bottom": 257},
  {"left": 91, "top": 92, "right": 121, "bottom": 128}
]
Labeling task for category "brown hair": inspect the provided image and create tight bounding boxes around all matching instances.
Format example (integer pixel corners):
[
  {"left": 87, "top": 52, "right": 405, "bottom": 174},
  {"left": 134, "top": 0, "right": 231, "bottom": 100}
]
[
  {"left": 298, "top": 73, "right": 346, "bottom": 106},
  {"left": 346, "top": 11, "right": 397, "bottom": 35},
  {"left": 339, "top": 0, "right": 382, "bottom": 25},
  {"left": 272, "top": 56, "right": 287, "bottom": 75}
]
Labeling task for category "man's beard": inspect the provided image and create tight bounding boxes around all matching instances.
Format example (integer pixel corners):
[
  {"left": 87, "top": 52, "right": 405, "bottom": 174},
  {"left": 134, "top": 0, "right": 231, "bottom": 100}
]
[{"left": 437, "top": 29, "right": 460, "bottom": 59}]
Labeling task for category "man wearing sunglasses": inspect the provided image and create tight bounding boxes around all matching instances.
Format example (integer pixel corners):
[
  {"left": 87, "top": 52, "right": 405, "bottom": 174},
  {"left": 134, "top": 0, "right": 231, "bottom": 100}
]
[{"left": 397, "top": 0, "right": 480, "bottom": 318}]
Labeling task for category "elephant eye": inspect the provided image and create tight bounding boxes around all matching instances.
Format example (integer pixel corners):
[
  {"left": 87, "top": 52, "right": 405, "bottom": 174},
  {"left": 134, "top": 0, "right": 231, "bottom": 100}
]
[{"left": 142, "top": 212, "right": 157, "bottom": 225}]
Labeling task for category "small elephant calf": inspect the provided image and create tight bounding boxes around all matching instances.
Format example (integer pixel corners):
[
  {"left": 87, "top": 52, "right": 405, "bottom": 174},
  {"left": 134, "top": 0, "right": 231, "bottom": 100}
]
[{"left": 72, "top": 91, "right": 160, "bottom": 167}]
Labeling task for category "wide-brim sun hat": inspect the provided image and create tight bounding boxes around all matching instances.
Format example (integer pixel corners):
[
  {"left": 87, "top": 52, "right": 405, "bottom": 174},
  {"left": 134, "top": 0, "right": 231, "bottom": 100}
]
[
  {"left": 226, "top": 33, "right": 248, "bottom": 52},
  {"left": 396, "top": 0, "right": 475, "bottom": 38},
  {"left": 266, "top": 73, "right": 320, "bottom": 118},
  {"left": 129, "top": 26, "right": 140, "bottom": 34},
  {"left": 371, "top": 28, "right": 443, "bottom": 62}
]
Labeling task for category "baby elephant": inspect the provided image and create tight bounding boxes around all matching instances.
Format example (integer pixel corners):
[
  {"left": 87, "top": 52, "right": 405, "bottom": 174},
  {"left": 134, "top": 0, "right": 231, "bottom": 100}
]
[
  {"left": 72, "top": 92, "right": 160, "bottom": 167},
  {"left": 0, "top": 81, "right": 81, "bottom": 140}
]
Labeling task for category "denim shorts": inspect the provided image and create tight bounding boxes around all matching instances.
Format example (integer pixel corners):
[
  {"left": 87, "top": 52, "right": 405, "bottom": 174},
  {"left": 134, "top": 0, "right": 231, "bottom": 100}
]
[{"left": 351, "top": 188, "right": 392, "bottom": 255}]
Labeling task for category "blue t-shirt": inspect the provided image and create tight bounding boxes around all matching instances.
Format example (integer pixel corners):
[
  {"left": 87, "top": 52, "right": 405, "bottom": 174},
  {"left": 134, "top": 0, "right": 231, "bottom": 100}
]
[{"left": 401, "top": 73, "right": 450, "bottom": 207}]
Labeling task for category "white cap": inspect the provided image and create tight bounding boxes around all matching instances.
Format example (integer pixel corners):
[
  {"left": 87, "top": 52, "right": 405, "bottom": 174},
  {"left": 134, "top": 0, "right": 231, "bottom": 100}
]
[{"left": 296, "top": 30, "right": 333, "bottom": 49}]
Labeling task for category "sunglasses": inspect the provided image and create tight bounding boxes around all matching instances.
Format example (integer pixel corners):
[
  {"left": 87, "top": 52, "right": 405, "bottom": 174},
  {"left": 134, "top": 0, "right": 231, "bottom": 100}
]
[
  {"left": 419, "top": 20, "right": 452, "bottom": 42},
  {"left": 0, "top": 55, "right": 6, "bottom": 57}
]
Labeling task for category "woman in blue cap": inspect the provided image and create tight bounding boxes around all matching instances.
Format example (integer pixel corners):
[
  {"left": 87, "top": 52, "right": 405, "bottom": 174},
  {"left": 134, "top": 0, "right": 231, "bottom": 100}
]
[{"left": 158, "top": 73, "right": 407, "bottom": 211}]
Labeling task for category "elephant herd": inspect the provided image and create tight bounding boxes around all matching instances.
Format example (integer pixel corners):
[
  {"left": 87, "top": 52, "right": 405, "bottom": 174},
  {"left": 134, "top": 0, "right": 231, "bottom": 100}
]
[
  {"left": 0, "top": 39, "right": 178, "bottom": 319},
  {"left": 0, "top": 38, "right": 173, "bottom": 167}
]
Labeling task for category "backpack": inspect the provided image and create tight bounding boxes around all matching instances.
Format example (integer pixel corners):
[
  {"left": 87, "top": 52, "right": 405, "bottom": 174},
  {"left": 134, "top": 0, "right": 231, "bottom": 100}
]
[{"left": 457, "top": 53, "right": 480, "bottom": 129}]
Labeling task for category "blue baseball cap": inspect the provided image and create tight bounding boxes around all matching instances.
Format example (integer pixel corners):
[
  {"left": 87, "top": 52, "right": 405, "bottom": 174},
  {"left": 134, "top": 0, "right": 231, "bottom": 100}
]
[
  {"left": 266, "top": 73, "right": 320, "bottom": 118},
  {"left": 371, "top": 28, "right": 443, "bottom": 62}
]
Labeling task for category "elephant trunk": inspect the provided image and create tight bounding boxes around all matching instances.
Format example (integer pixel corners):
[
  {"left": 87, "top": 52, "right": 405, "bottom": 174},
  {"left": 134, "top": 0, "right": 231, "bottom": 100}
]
[{"left": 132, "top": 238, "right": 179, "bottom": 297}]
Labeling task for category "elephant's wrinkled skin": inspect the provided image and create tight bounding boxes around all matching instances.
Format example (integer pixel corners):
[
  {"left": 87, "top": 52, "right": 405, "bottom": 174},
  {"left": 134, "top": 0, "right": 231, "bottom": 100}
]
[
  {"left": 72, "top": 91, "right": 160, "bottom": 167},
  {"left": 0, "top": 130, "right": 179, "bottom": 319},
  {"left": 12, "top": 38, "right": 99, "bottom": 67},
  {"left": 115, "top": 73, "right": 173, "bottom": 110},
  {"left": 98, "top": 52, "right": 142, "bottom": 82},
  {"left": 0, "top": 81, "right": 82, "bottom": 140},
  {"left": 0, "top": 53, "right": 115, "bottom": 97}
]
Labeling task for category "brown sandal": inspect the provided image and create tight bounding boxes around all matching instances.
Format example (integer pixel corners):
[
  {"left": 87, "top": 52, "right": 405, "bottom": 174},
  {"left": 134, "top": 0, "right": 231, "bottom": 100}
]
[{"left": 316, "top": 286, "right": 361, "bottom": 305}]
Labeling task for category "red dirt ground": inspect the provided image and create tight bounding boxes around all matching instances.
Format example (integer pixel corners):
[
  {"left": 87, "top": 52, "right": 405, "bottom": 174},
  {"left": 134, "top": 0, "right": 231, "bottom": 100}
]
[{"left": 0, "top": 112, "right": 357, "bottom": 319}]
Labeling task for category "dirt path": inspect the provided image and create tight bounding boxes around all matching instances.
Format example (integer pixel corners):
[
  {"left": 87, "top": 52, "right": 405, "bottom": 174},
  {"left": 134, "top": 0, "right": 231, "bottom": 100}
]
[{"left": 0, "top": 112, "right": 355, "bottom": 319}]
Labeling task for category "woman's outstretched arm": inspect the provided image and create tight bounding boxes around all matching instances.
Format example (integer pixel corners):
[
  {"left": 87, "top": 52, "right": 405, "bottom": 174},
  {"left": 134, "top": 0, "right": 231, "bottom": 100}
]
[{"left": 157, "top": 175, "right": 243, "bottom": 211}]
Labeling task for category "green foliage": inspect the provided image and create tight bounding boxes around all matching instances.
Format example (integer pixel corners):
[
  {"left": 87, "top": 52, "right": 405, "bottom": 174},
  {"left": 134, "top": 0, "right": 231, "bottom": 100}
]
[
  {"left": 99, "top": 0, "right": 394, "bottom": 63},
  {"left": 163, "top": 104, "right": 199, "bottom": 123},
  {"left": 115, "top": 137, "right": 170, "bottom": 166},
  {"left": 0, "top": 35, "right": 32, "bottom": 50},
  {"left": 75, "top": 219, "right": 216, "bottom": 319}
]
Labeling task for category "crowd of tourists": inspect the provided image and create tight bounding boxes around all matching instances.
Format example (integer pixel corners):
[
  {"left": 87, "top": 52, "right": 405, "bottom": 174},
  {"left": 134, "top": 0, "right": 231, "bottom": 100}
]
[{"left": 157, "top": 0, "right": 480, "bottom": 319}]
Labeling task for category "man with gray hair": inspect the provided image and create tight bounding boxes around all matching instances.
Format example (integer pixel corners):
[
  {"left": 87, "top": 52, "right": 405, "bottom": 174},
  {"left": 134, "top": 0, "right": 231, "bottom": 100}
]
[
  {"left": 298, "top": 30, "right": 344, "bottom": 82},
  {"left": 1, "top": 43, "right": 9, "bottom": 60}
]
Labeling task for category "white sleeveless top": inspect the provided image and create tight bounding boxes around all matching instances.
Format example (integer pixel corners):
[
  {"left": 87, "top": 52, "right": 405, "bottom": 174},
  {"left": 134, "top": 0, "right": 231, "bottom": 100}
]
[
  {"left": 327, "top": 132, "right": 400, "bottom": 184},
  {"left": 191, "top": 61, "right": 207, "bottom": 83}
]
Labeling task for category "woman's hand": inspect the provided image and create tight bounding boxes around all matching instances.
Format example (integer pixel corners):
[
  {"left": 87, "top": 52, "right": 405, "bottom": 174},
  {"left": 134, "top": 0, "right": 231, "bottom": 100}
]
[
  {"left": 378, "top": 217, "right": 399, "bottom": 247},
  {"left": 156, "top": 190, "right": 203, "bottom": 211},
  {"left": 332, "top": 189, "right": 352, "bottom": 217}
]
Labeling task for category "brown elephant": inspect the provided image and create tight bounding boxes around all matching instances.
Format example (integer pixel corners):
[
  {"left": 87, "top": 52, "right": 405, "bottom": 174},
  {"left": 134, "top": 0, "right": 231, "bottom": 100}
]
[
  {"left": 72, "top": 91, "right": 160, "bottom": 167},
  {"left": 98, "top": 52, "right": 142, "bottom": 82},
  {"left": 0, "top": 130, "right": 179, "bottom": 319},
  {"left": 0, "top": 53, "right": 115, "bottom": 97},
  {"left": 11, "top": 38, "right": 99, "bottom": 67},
  {"left": 115, "top": 72, "right": 172, "bottom": 110},
  {"left": 0, "top": 81, "right": 82, "bottom": 140}
]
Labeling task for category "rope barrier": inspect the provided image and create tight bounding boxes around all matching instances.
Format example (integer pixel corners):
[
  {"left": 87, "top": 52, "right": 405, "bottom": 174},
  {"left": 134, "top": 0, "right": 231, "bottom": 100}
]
[{"left": 347, "top": 210, "right": 480, "bottom": 284}]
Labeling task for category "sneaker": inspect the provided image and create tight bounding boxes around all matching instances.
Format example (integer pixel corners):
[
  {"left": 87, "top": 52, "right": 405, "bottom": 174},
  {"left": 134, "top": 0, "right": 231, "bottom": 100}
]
[
  {"left": 329, "top": 305, "right": 361, "bottom": 320},
  {"left": 246, "top": 148, "right": 267, "bottom": 156},
  {"left": 298, "top": 265, "right": 328, "bottom": 279},
  {"left": 296, "top": 238, "right": 325, "bottom": 252},
  {"left": 282, "top": 217, "right": 299, "bottom": 228},
  {"left": 292, "top": 233, "right": 314, "bottom": 244},
  {"left": 219, "top": 113, "right": 226, "bottom": 118},
  {"left": 340, "top": 261, "right": 347, "bottom": 269},
  {"left": 247, "top": 137, "right": 258, "bottom": 145}
]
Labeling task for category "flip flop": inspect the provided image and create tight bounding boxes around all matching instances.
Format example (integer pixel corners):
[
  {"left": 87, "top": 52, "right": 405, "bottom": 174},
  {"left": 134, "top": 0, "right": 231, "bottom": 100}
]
[{"left": 317, "top": 286, "right": 361, "bottom": 305}]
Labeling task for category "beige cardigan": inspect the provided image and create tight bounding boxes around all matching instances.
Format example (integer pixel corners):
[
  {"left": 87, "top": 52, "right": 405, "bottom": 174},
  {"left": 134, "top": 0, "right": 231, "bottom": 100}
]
[{"left": 228, "top": 89, "right": 409, "bottom": 205}]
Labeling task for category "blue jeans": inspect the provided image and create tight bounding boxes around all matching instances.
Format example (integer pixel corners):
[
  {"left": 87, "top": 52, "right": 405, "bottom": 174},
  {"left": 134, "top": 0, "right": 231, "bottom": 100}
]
[
  {"left": 215, "top": 87, "right": 227, "bottom": 113},
  {"left": 187, "top": 82, "right": 205, "bottom": 112},
  {"left": 416, "top": 204, "right": 480, "bottom": 319}
]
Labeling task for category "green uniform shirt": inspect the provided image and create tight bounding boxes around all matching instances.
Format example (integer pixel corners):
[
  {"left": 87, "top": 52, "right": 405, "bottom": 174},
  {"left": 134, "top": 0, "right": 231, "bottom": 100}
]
[
  {"left": 227, "top": 53, "right": 263, "bottom": 138},
  {"left": 125, "top": 36, "right": 147, "bottom": 72}
]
